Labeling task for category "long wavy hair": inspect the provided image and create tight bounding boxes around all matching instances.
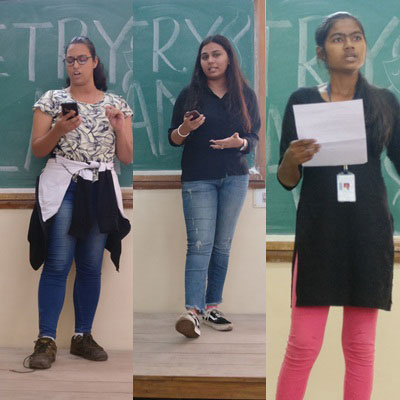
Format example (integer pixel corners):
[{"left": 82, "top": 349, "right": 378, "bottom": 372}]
[
  {"left": 65, "top": 36, "right": 107, "bottom": 91},
  {"left": 185, "top": 34, "right": 252, "bottom": 132},
  {"left": 315, "top": 12, "right": 393, "bottom": 153}
]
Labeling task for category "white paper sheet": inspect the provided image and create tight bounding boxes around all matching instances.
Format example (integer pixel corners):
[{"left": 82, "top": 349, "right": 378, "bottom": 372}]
[{"left": 293, "top": 99, "right": 368, "bottom": 167}]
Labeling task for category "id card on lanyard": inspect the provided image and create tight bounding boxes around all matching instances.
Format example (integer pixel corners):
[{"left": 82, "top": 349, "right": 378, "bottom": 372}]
[
  {"left": 326, "top": 85, "right": 357, "bottom": 203},
  {"left": 337, "top": 165, "right": 356, "bottom": 202}
]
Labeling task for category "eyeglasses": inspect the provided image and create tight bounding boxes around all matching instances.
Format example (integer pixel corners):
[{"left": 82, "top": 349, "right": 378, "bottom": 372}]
[{"left": 64, "top": 55, "right": 92, "bottom": 66}]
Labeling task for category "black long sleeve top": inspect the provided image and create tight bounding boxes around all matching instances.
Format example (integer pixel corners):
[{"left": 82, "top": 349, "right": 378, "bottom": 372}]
[
  {"left": 277, "top": 82, "right": 400, "bottom": 310},
  {"left": 168, "top": 85, "right": 260, "bottom": 182}
]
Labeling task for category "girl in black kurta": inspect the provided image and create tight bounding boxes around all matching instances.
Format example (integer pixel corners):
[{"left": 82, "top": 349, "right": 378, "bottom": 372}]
[{"left": 275, "top": 13, "right": 400, "bottom": 400}]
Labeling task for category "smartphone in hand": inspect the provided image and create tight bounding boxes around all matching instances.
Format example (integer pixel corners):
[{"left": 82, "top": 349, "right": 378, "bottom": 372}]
[
  {"left": 61, "top": 102, "right": 79, "bottom": 120},
  {"left": 184, "top": 110, "right": 201, "bottom": 120}
]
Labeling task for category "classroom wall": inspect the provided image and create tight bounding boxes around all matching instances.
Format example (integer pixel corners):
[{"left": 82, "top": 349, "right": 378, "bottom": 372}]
[
  {"left": 0, "top": 190, "right": 264, "bottom": 347},
  {"left": 0, "top": 208, "right": 133, "bottom": 350},
  {"left": 132, "top": 189, "right": 266, "bottom": 314},
  {"left": 267, "top": 262, "right": 400, "bottom": 400}
]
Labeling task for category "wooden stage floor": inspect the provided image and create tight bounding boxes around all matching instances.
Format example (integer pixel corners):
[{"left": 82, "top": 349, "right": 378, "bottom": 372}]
[
  {"left": 0, "top": 347, "right": 132, "bottom": 399},
  {"left": 133, "top": 313, "right": 266, "bottom": 399}
]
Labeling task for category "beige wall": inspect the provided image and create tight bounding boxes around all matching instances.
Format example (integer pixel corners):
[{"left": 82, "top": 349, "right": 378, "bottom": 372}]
[
  {"left": 0, "top": 209, "right": 133, "bottom": 350},
  {"left": 267, "top": 261, "right": 400, "bottom": 400},
  {"left": 132, "top": 189, "right": 266, "bottom": 314},
  {"left": 0, "top": 187, "right": 265, "bottom": 350}
]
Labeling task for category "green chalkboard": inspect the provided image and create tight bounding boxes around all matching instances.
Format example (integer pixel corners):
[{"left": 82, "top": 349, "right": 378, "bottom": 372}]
[
  {"left": 0, "top": 0, "right": 133, "bottom": 188},
  {"left": 132, "top": 0, "right": 255, "bottom": 171},
  {"left": 266, "top": 0, "right": 400, "bottom": 235}
]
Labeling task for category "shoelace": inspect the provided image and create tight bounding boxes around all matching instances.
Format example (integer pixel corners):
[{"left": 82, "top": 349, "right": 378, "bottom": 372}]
[
  {"left": 22, "top": 355, "right": 35, "bottom": 370},
  {"left": 81, "top": 334, "right": 102, "bottom": 349},
  {"left": 34, "top": 340, "right": 53, "bottom": 353},
  {"left": 188, "top": 311, "right": 200, "bottom": 327},
  {"left": 21, "top": 339, "right": 51, "bottom": 371},
  {"left": 82, "top": 334, "right": 93, "bottom": 344},
  {"left": 208, "top": 309, "right": 223, "bottom": 318}
]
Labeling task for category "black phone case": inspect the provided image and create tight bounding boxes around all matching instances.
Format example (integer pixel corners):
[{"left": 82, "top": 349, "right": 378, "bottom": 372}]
[
  {"left": 61, "top": 102, "right": 79, "bottom": 116},
  {"left": 185, "top": 110, "right": 200, "bottom": 119}
]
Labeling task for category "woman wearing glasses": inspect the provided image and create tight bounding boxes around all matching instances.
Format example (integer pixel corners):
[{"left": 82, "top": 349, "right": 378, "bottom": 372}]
[{"left": 25, "top": 36, "right": 132, "bottom": 369}]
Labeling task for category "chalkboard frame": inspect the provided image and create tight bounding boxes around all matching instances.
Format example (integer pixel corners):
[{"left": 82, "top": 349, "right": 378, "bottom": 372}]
[
  {"left": 0, "top": 0, "right": 134, "bottom": 208},
  {"left": 132, "top": 0, "right": 266, "bottom": 190},
  {"left": 0, "top": 188, "right": 133, "bottom": 209},
  {"left": 2, "top": 0, "right": 266, "bottom": 206},
  {"left": 266, "top": 239, "right": 400, "bottom": 263},
  {"left": 266, "top": 1, "right": 400, "bottom": 259}
]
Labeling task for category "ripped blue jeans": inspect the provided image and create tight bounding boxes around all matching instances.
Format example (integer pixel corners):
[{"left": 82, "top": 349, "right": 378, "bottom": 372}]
[{"left": 181, "top": 174, "right": 249, "bottom": 313}]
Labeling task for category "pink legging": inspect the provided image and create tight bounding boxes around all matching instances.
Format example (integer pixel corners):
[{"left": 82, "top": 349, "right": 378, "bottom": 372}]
[{"left": 276, "top": 256, "right": 378, "bottom": 400}]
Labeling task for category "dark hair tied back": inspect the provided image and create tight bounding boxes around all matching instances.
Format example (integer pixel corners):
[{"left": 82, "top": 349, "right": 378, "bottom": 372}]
[
  {"left": 315, "top": 13, "right": 393, "bottom": 151},
  {"left": 358, "top": 75, "right": 394, "bottom": 153},
  {"left": 315, "top": 12, "right": 365, "bottom": 48},
  {"left": 65, "top": 36, "right": 107, "bottom": 91}
]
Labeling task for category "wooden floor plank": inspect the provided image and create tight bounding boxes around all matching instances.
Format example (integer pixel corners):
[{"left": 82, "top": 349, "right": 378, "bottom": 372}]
[
  {"left": 133, "top": 313, "right": 266, "bottom": 399},
  {"left": 133, "top": 332, "right": 265, "bottom": 344},
  {"left": 133, "top": 375, "right": 266, "bottom": 399},
  {"left": 134, "top": 342, "right": 263, "bottom": 354},
  {"left": 0, "top": 348, "right": 132, "bottom": 400},
  {"left": 134, "top": 313, "right": 265, "bottom": 334},
  {"left": 133, "top": 364, "right": 265, "bottom": 377},
  {"left": 134, "top": 352, "right": 263, "bottom": 367},
  {"left": 0, "top": 392, "right": 129, "bottom": 400}
]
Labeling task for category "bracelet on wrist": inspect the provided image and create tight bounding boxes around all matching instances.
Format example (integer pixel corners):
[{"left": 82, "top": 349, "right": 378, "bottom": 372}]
[
  {"left": 177, "top": 124, "right": 190, "bottom": 138},
  {"left": 239, "top": 138, "right": 247, "bottom": 151}
]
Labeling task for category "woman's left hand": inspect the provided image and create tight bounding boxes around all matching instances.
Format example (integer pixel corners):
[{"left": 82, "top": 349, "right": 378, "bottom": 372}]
[
  {"left": 105, "top": 106, "right": 125, "bottom": 133},
  {"left": 210, "top": 132, "right": 246, "bottom": 150},
  {"left": 105, "top": 106, "right": 133, "bottom": 164}
]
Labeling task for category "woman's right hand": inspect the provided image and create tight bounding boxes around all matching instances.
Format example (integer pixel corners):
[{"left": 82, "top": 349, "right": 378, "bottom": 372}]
[
  {"left": 54, "top": 110, "right": 82, "bottom": 136},
  {"left": 170, "top": 113, "right": 206, "bottom": 145},
  {"left": 277, "top": 139, "right": 320, "bottom": 188},
  {"left": 283, "top": 139, "right": 320, "bottom": 166},
  {"left": 32, "top": 109, "right": 82, "bottom": 158},
  {"left": 181, "top": 113, "right": 206, "bottom": 134}
]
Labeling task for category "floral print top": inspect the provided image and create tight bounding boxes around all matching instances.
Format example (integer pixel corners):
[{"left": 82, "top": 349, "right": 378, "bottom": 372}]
[{"left": 33, "top": 89, "right": 133, "bottom": 163}]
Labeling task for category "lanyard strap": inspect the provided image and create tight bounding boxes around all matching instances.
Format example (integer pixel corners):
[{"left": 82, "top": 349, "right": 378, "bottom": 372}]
[{"left": 327, "top": 83, "right": 348, "bottom": 173}]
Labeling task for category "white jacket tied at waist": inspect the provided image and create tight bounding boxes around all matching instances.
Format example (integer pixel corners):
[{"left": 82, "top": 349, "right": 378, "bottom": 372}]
[{"left": 39, "top": 155, "right": 126, "bottom": 222}]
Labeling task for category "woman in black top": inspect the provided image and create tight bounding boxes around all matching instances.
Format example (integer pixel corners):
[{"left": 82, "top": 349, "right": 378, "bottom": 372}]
[
  {"left": 168, "top": 34, "right": 260, "bottom": 338},
  {"left": 275, "top": 13, "right": 400, "bottom": 399}
]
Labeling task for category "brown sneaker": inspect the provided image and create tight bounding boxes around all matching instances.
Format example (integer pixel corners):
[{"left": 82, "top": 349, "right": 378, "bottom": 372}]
[
  {"left": 26, "top": 337, "right": 57, "bottom": 369},
  {"left": 70, "top": 333, "right": 108, "bottom": 361}
]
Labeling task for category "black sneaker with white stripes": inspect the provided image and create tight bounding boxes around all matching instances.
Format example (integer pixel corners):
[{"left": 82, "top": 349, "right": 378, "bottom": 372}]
[
  {"left": 203, "top": 309, "right": 233, "bottom": 331},
  {"left": 175, "top": 311, "right": 201, "bottom": 338}
]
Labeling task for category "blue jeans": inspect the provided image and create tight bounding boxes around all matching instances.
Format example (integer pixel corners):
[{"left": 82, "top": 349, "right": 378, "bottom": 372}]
[
  {"left": 38, "top": 181, "right": 108, "bottom": 339},
  {"left": 181, "top": 174, "right": 249, "bottom": 313}
]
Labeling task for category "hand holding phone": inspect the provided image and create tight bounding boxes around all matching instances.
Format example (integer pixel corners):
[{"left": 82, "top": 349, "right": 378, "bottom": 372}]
[
  {"left": 179, "top": 110, "right": 205, "bottom": 137},
  {"left": 184, "top": 110, "right": 201, "bottom": 120},
  {"left": 56, "top": 102, "right": 81, "bottom": 136},
  {"left": 61, "top": 102, "right": 79, "bottom": 120}
]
